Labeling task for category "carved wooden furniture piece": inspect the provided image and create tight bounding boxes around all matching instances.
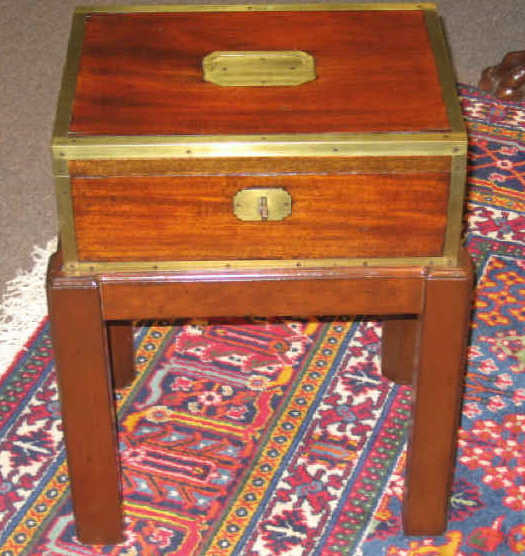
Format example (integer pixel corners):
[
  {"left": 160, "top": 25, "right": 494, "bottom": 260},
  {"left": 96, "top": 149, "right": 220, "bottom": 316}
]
[
  {"left": 479, "top": 50, "right": 525, "bottom": 102},
  {"left": 48, "top": 3, "right": 472, "bottom": 545}
]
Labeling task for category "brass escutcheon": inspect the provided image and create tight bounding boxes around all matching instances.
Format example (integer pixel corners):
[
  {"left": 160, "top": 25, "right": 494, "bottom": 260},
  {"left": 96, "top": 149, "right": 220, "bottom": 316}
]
[{"left": 233, "top": 188, "right": 292, "bottom": 221}]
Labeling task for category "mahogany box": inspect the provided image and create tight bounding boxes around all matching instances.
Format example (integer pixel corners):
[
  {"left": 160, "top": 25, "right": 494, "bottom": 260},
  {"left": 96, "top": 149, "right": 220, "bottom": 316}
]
[{"left": 52, "top": 3, "right": 467, "bottom": 274}]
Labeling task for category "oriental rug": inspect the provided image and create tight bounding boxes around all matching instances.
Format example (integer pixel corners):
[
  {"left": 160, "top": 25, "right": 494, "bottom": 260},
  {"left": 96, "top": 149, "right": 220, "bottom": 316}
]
[{"left": 0, "top": 85, "right": 523, "bottom": 555}]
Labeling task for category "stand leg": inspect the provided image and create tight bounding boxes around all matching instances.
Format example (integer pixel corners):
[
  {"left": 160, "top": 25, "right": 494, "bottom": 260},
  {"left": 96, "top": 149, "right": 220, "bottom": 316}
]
[
  {"left": 403, "top": 260, "right": 473, "bottom": 535},
  {"left": 47, "top": 270, "right": 123, "bottom": 544},
  {"left": 381, "top": 316, "right": 417, "bottom": 384},
  {"left": 108, "top": 322, "right": 136, "bottom": 389}
]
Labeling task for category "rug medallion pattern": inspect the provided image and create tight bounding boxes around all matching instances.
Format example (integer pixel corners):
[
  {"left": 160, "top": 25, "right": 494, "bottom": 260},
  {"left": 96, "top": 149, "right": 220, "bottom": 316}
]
[{"left": 0, "top": 85, "right": 523, "bottom": 555}]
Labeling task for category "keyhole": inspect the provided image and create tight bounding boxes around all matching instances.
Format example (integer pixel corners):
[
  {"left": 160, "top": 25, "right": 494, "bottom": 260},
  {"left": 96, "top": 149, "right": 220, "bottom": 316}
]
[{"left": 259, "top": 196, "right": 269, "bottom": 221}]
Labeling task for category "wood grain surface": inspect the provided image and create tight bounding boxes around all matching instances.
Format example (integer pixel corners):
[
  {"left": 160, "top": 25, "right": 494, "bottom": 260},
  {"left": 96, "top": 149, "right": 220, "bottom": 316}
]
[
  {"left": 403, "top": 252, "right": 473, "bottom": 534},
  {"left": 382, "top": 316, "right": 418, "bottom": 384},
  {"left": 71, "top": 171, "right": 450, "bottom": 261},
  {"left": 69, "top": 156, "right": 452, "bottom": 177},
  {"left": 46, "top": 260, "right": 123, "bottom": 544},
  {"left": 99, "top": 275, "right": 424, "bottom": 321},
  {"left": 47, "top": 247, "right": 472, "bottom": 541},
  {"left": 70, "top": 10, "right": 450, "bottom": 135}
]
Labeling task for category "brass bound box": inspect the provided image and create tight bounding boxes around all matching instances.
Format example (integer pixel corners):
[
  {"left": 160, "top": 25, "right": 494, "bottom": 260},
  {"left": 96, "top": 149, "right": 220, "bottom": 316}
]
[{"left": 52, "top": 3, "right": 467, "bottom": 274}]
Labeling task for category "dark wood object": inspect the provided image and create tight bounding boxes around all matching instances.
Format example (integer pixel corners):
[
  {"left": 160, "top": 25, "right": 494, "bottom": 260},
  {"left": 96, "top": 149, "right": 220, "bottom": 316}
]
[
  {"left": 47, "top": 249, "right": 473, "bottom": 543},
  {"left": 479, "top": 50, "right": 525, "bottom": 101},
  {"left": 381, "top": 316, "right": 418, "bottom": 385},
  {"left": 48, "top": 4, "right": 472, "bottom": 546},
  {"left": 71, "top": 171, "right": 450, "bottom": 262},
  {"left": 70, "top": 11, "right": 449, "bottom": 135},
  {"left": 53, "top": 5, "right": 466, "bottom": 273},
  {"left": 107, "top": 322, "right": 135, "bottom": 389}
]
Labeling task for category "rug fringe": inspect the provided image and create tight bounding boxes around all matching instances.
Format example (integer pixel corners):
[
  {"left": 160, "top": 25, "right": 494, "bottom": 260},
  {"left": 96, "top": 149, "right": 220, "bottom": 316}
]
[{"left": 0, "top": 237, "right": 57, "bottom": 377}]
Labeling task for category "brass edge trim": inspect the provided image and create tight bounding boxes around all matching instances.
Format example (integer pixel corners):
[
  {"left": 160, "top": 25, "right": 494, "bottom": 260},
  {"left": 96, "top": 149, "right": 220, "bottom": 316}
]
[
  {"left": 52, "top": 156, "right": 69, "bottom": 177},
  {"left": 442, "top": 154, "right": 467, "bottom": 263},
  {"left": 52, "top": 133, "right": 466, "bottom": 166},
  {"left": 423, "top": 10, "right": 466, "bottom": 134},
  {"left": 74, "top": 3, "right": 438, "bottom": 15},
  {"left": 62, "top": 256, "right": 453, "bottom": 275},
  {"left": 52, "top": 13, "right": 85, "bottom": 140},
  {"left": 55, "top": 176, "right": 78, "bottom": 264}
]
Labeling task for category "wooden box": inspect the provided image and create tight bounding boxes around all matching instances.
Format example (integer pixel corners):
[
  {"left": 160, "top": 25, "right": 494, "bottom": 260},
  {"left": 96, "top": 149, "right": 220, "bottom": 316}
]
[{"left": 52, "top": 3, "right": 467, "bottom": 274}]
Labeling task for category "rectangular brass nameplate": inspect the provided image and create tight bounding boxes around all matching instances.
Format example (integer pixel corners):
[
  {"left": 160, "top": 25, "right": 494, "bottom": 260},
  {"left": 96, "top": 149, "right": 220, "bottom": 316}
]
[{"left": 202, "top": 50, "right": 316, "bottom": 86}]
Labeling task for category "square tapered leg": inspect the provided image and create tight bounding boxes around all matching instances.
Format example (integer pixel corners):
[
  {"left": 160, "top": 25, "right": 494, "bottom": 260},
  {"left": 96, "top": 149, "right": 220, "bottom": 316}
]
[
  {"left": 47, "top": 259, "right": 123, "bottom": 544},
  {"left": 403, "top": 257, "right": 473, "bottom": 534}
]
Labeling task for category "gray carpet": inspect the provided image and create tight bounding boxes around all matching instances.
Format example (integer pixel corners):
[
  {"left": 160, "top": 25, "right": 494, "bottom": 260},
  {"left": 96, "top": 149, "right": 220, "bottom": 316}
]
[{"left": 1, "top": 0, "right": 524, "bottom": 297}]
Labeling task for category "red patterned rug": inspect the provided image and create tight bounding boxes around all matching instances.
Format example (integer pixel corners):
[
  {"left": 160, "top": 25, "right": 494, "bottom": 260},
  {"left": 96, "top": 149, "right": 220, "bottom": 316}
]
[{"left": 0, "top": 85, "right": 523, "bottom": 555}]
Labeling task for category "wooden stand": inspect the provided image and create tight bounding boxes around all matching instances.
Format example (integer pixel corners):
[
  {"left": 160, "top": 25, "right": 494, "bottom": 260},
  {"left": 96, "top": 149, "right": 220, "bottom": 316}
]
[{"left": 46, "top": 249, "right": 473, "bottom": 544}]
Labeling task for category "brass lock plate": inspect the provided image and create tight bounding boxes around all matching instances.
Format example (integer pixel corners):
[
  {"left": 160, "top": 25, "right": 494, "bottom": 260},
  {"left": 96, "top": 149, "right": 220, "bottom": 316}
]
[{"left": 233, "top": 188, "right": 292, "bottom": 221}]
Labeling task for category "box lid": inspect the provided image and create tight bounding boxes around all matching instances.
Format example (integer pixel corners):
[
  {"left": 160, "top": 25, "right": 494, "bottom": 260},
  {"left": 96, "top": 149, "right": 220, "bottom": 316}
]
[{"left": 52, "top": 3, "right": 466, "bottom": 164}]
